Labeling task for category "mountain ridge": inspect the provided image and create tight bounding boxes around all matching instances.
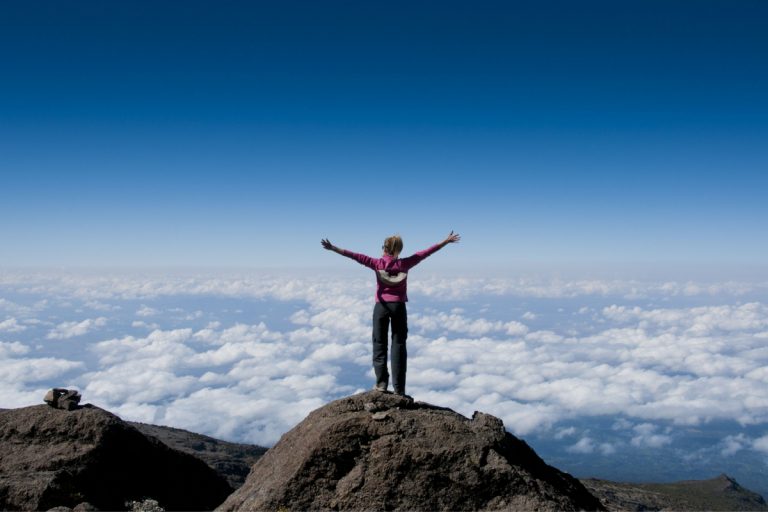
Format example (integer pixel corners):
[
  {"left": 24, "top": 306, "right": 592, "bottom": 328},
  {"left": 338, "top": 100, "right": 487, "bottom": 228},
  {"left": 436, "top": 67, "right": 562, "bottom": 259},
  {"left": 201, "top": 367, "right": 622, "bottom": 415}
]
[
  {"left": 127, "top": 420, "right": 267, "bottom": 489},
  {"left": 129, "top": 413, "right": 768, "bottom": 511},
  {"left": 1, "top": 398, "right": 766, "bottom": 511},
  {"left": 582, "top": 473, "right": 768, "bottom": 511}
]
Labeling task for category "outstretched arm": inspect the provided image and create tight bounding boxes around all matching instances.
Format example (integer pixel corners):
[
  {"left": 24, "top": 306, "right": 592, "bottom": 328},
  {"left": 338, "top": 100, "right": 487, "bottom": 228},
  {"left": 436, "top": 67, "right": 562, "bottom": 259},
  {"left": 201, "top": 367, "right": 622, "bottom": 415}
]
[
  {"left": 401, "top": 231, "right": 461, "bottom": 269},
  {"left": 321, "top": 238, "right": 377, "bottom": 269}
]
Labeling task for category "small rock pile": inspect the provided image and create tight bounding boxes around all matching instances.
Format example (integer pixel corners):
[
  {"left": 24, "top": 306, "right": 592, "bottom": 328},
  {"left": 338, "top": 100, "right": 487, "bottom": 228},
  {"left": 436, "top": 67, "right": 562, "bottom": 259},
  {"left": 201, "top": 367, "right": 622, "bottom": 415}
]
[{"left": 44, "top": 388, "right": 81, "bottom": 410}]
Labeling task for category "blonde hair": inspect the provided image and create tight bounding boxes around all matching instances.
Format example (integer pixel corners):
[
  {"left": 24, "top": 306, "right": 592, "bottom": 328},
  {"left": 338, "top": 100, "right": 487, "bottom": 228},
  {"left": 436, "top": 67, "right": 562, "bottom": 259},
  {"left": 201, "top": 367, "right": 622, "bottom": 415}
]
[{"left": 383, "top": 235, "right": 403, "bottom": 256}]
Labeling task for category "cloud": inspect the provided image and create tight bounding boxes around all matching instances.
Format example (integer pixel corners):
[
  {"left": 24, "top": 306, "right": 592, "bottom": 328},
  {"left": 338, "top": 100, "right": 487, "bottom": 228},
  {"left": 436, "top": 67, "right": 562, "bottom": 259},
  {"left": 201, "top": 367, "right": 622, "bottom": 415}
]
[
  {"left": 717, "top": 433, "right": 768, "bottom": 458},
  {"left": 630, "top": 423, "right": 673, "bottom": 448},
  {"left": 309, "top": 342, "right": 368, "bottom": 363},
  {"left": 602, "top": 303, "right": 768, "bottom": 335},
  {"left": 413, "top": 277, "right": 764, "bottom": 300},
  {"left": 84, "top": 328, "right": 204, "bottom": 405},
  {"left": 568, "top": 436, "right": 595, "bottom": 454},
  {"left": 78, "top": 323, "right": 358, "bottom": 444},
  {"left": 136, "top": 305, "right": 159, "bottom": 317},
  {"left": 0, "top": 341, "right": 30, "bottom": 358},
  {"left": 192, "top": 322, "right": 283, "bottom": 345},
  {"left": 132, "top": 320, "right": 160, "bottom": 329},
  {"left": 407, "top": 368, "right": 459, "bottom": 390},
  {"left": 556, "top": 427, "right": 621, "bottom": 455},
  {"left": 721, "top": 434, "right": 749, "bottom": 456},
  {"left": 0, "top": 298, "right": 20, "bottom": 311},
  {"left": 46, "top": 317, "right": 107, "bottom": 339},
  {"left": 753, "top": 435, "right": 768, "bottom": 455},
  {"left": 0, "top": 357, "right": 84, "bottom": 385},
  {"left": 0, "top": 298, "right": 37, "bottom": 316},
  {"left": 84, "top": 300, "right": 120, "bottom": 311},
  {"left": 403, "top": 300, "right": 768, "bottom": 434},
  {"left": 554, "top": 426, "right": 577, "bottom": 439},
  {"left": 411, "top": 311, "right": 528, "bottom": 337},
  {"left": 0, "top": 317, "right": 26, "bottom": 333},
  {"left": 156, "top": 387, "right": 327, "bottom": 445}
]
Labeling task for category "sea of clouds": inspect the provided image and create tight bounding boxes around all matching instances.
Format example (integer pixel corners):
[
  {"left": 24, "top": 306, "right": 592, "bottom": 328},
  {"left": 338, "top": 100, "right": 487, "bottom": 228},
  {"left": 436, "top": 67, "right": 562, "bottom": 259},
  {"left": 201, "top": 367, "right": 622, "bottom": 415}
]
[{"left": 1, "top": 269, "right": 767, "bottom": 491}]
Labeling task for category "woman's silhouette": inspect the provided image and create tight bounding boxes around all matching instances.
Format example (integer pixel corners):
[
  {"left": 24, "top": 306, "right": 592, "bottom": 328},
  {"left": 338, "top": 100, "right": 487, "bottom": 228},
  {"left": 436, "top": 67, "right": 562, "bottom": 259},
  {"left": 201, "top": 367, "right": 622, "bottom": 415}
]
[{"left": 321, "top": 232, "right": 461, "bottom": 396}]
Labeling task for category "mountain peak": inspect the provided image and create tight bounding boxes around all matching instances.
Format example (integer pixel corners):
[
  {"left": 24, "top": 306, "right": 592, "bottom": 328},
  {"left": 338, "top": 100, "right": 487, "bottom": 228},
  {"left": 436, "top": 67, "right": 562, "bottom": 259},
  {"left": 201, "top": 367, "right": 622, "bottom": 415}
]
[{"left": 218, "top": 391, "right": 604, "bottom": 511}]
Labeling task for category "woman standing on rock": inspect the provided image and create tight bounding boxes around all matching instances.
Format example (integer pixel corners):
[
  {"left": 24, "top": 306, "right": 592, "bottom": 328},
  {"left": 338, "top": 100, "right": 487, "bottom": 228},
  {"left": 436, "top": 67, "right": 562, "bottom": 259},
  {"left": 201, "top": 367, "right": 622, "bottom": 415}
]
[{"left": 321, "top": 232, "right": 461, "bottom": 397}]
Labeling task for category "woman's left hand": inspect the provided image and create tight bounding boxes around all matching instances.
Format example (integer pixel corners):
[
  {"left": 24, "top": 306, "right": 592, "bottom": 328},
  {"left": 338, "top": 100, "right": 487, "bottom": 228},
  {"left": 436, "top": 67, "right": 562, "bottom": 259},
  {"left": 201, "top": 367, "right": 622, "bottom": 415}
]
[{"left": 442, "top": 231, "right": 461, "bottom": 245}]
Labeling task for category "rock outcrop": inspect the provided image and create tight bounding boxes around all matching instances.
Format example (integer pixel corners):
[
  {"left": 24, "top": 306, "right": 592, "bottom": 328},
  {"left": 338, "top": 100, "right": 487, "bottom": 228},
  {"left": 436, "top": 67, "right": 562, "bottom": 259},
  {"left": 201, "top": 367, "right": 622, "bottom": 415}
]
[
  {"left": 218, "top": 391, "right": 604, "bottom": 511},
  {"left": 0, "top": 404, "right": 232, "bottom": 511}
]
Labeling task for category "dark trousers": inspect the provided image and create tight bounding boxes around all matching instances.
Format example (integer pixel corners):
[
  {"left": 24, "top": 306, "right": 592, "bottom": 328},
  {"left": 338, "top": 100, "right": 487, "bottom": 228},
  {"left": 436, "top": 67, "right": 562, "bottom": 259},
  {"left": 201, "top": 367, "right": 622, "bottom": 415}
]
[{"left": 372, "top": 301, "right": 408, "bottom": 394}]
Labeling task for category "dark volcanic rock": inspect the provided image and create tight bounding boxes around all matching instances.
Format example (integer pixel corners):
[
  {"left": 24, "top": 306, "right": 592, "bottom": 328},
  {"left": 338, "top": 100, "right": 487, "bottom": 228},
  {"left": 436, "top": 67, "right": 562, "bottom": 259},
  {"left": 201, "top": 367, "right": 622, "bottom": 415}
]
[
  {"left": 218, "top": 391, "right": 604, "bottom": 511},
  {"left": 0, "top": 404, "right": 233, "bottom": 511},
  {"left": 582, "top": 474, "right": 768, "bottom": 511},
  {"left": 129, "top": 421, "right": 267, "bottom": 489}
]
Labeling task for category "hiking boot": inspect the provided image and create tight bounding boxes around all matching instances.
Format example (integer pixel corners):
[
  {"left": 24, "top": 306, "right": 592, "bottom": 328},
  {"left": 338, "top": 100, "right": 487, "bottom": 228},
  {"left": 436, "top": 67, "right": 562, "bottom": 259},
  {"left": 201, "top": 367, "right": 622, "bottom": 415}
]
[
  {"left": 394, "top": 391, "right": 413, "bottom": 401},
  {"left": 373, "top": 383, "right": 388, "bottom": 393}
]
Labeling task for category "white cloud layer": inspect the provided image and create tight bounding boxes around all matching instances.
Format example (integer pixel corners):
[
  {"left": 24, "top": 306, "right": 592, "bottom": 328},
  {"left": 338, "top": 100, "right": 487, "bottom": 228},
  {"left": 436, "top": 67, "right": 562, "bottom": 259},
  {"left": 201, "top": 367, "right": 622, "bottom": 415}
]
[
  {"left": 1, "top": 270, "right": 765, "bottom": 301},
  {"left": 1, "top": 270, "right": 767, "bottom": 450}
]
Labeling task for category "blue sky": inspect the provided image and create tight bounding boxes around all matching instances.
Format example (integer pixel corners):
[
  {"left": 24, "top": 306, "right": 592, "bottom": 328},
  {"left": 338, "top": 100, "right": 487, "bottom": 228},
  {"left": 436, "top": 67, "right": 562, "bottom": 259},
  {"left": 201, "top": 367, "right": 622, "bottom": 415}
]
[{"left": 1, "top": 0, "right": 767, "bottom": 269}]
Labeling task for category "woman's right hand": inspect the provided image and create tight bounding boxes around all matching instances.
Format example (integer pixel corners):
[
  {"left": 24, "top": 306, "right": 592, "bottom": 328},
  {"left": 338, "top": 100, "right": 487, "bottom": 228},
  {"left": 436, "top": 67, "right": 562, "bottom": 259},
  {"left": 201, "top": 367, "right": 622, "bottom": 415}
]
[{"left": 321, "top": 238, "right": 335, "bottom": 251}]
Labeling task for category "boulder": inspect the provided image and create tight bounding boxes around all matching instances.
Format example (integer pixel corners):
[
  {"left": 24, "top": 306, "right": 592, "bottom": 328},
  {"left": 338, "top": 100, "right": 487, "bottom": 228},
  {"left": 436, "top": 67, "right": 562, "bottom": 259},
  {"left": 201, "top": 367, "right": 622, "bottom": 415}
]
[
  {"left": 217, "top": 391, "right": 604, "bottom": 511},
  {"left": 0, "top": 404, "right": 232, "bottom": 511}
]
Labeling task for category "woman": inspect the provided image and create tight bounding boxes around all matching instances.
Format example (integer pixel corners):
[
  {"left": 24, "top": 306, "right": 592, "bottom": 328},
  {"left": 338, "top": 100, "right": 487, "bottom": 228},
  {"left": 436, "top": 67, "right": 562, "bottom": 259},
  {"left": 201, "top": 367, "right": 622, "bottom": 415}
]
[{"left": 321, "top": 231, "right": 461, "bottom": 396}]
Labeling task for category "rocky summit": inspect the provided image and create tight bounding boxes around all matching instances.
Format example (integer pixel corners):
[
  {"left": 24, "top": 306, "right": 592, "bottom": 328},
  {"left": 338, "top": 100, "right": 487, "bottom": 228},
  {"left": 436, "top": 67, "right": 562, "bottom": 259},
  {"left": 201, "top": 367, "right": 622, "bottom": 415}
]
[
  {"left": 0, "top": 404, "right": 232, "bottom": 511},
  {"left": 218, "top": 391, "right": 604, "bottom": 511}
]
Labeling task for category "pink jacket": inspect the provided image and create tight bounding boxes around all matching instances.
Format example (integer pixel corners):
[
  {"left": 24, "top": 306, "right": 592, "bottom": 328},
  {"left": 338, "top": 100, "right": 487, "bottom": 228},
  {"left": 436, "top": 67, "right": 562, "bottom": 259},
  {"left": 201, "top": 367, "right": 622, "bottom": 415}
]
[{"left": 341, "top": 244, "right": 442, "bottom": 302}]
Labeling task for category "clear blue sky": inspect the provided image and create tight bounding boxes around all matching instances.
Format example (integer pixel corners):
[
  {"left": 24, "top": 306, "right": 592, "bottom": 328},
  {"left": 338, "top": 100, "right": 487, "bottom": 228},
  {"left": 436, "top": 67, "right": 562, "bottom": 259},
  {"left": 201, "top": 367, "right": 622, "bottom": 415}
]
[{"left": 1, "top": 1, "right": 766, "bottom": 270}]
